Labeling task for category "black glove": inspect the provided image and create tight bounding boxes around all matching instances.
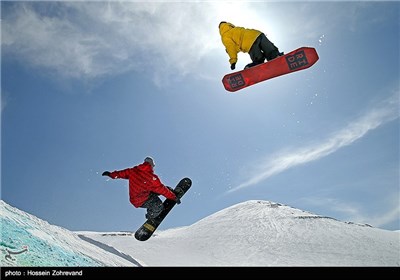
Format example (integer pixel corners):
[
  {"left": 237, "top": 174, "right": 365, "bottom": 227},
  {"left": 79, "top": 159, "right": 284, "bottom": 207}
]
[
  {"left": 175, "top": 197, "right": 181, "bottom": 205},
  {"left": 230, "top": 63, "right": 236, "bottom": 70},
  {"left": 102, "top": 171, "right": 111, "bottom": 177}
]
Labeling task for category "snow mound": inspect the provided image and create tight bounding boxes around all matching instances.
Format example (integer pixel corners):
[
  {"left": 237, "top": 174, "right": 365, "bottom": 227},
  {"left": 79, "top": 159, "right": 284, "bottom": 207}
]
[
  {"left": 0, "top": 200, "right": 138, "bottom": 266},
  {"left": 86, "top": 200, "right": 400, "bottom": 266}
]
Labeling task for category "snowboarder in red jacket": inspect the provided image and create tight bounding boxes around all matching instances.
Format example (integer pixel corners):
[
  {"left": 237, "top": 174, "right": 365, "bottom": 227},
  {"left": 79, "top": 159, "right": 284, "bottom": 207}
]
[{"left": 102, "top": 157, "right": 180, "bottom": 219}]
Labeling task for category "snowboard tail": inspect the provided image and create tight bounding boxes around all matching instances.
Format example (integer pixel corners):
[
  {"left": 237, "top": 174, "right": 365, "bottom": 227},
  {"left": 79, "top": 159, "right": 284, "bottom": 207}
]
[
  {"left": 222, "top": 47, "right": 319, "bottom": 92},
  {"left": 134, "top": 177, "right": 192, "bottom": 241}
]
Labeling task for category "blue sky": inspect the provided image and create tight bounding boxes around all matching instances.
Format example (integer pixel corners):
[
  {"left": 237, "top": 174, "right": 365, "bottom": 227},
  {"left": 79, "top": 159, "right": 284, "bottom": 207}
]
[{"left": 1, "top": 1, "right": 399, "bottom": 232}]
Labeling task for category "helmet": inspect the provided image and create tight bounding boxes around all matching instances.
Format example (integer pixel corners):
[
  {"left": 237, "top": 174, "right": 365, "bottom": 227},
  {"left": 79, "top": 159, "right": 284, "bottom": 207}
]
[{"left": 144, "top": 157, "right": 155, "bottom": 167}]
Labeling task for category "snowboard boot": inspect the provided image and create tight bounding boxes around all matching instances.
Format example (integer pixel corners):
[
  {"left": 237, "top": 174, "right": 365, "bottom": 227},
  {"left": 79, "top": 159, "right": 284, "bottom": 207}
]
[
  {"left": 267, "top": 50, "right": 284, "bottom": 61},
  {"left": 244, "top": 60, "right": 264, "bottom": 70}
]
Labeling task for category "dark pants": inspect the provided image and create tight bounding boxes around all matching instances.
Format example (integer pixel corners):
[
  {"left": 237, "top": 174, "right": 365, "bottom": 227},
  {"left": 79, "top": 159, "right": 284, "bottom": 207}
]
[
  {"left": 247, "top": 33, "right": 281, "bottom": 68},
  {"left": 140, "top": 193, "right": 164, "bottom": 219}
]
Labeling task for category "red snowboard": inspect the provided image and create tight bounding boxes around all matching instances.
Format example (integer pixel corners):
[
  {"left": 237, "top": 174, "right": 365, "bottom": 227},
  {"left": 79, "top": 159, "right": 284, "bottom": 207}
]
[{"left": 222, "top": 47, "right": 319, "bottom": 92}]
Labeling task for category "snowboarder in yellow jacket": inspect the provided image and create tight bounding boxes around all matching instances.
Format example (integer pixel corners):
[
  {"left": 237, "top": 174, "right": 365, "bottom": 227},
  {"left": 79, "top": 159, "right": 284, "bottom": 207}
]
[{"left": 219, "top": 21, "right": 283, "bottom": 70}]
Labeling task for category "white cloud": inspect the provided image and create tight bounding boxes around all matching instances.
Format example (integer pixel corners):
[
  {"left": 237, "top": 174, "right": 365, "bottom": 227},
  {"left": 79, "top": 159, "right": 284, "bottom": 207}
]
[
  {"left": 300, "top": 195, "right": 400, "bottom": 229},
  {"left": 1, "top": 2, "right": 225, "bottom": 85},
  {"left": 368, "top": 206, "right": 400, "bottom": 229},
  {"left": 227, "top": 93, "right": 399, "bottom": 193},
  {"left": 3, "top": 2, "right": 302, "bottom": 87}
]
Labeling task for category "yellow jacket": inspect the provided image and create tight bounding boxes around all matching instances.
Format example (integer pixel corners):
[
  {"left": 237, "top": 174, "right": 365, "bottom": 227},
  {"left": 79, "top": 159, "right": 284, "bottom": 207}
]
[{"left": 219, "top": 22, "right": 261, "bottom": 65}]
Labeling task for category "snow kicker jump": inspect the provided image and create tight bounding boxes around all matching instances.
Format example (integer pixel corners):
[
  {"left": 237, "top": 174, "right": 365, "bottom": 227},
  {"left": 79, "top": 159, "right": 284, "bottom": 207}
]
[{"left": 222, "top": 47, "right": 319, "bottom": 92}]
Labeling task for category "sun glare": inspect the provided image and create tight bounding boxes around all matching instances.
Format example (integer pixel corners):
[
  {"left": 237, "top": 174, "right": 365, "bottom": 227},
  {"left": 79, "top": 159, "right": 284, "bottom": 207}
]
[{"left": 214, "top": 2, "right": 283, "bottom": 47}]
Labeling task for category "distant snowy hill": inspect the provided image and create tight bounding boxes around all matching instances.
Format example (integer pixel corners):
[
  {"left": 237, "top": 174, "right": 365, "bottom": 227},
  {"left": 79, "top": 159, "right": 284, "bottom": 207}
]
[
  {"left": 84, "top": 200, "right": 400, "bottom": 266},
  {"left": 1, "top": 200, "right": 399, "bottom": 266}
]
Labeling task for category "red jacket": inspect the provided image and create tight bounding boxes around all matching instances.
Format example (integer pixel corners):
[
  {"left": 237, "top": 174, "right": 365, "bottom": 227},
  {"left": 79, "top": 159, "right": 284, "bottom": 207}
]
[{"left": 108, "top": 162, "right": 177, "bottom": 207}]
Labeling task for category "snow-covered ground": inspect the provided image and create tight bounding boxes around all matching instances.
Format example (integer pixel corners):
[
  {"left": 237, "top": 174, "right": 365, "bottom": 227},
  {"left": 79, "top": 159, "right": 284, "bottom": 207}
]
[
  {"left": 1, "top": 200, "right": 399, "bottom": 266},
  {"left": 0, "top": 200, "right": 138, "bottom": 266}
]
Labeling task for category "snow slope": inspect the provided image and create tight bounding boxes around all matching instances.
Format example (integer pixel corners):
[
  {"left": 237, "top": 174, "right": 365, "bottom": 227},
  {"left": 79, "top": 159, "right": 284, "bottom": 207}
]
[
  {"left": 1, "top": 200, "right": 399, "bottom": 266},
  {"left": 83, "top": 200, "right": 400, "bottom": 266},
  {"left": 0, "top": 200, "right": 139, "bottom": 266}
]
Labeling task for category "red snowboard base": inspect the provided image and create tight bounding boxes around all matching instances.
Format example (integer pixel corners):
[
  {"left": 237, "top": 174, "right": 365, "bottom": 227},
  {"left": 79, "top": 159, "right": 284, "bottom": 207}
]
[{"left": 222, "top": 47, "right": 319, "bottom": 92}]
